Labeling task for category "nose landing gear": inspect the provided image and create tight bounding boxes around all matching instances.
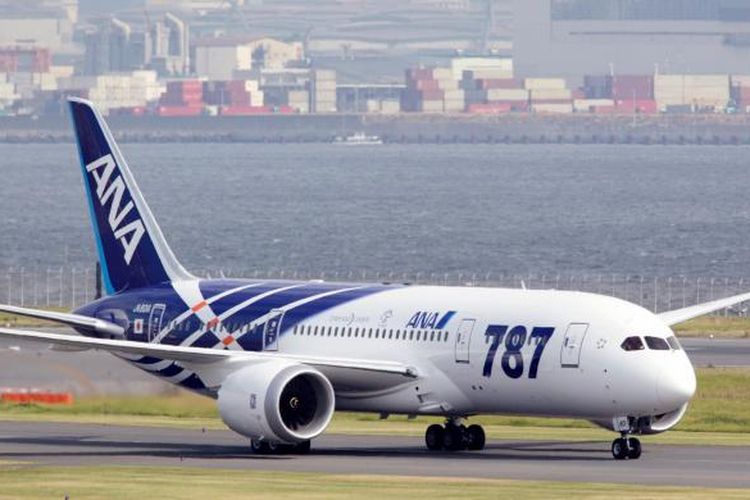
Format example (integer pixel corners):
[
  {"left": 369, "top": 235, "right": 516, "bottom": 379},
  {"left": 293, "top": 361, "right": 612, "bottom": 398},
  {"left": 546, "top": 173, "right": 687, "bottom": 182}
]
[
  {"left": 612, "top": 434, "right": 641, "bottom": 460},
  {"left": 425, "top": 419, "right": 486, "bottom": 451}
]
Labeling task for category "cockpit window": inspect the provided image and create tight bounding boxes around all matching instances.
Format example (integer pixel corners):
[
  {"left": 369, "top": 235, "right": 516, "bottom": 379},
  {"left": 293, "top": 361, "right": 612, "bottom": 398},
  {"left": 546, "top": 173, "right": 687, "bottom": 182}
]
[
  {"left": 645, "top": 336, "right": 670, "bottom": 351},
  {"left": 621, "top": 336, "right": 645, "bottom": 351},
  {"left": 666, "top": 336, "right": 682, "bottom": 350}
]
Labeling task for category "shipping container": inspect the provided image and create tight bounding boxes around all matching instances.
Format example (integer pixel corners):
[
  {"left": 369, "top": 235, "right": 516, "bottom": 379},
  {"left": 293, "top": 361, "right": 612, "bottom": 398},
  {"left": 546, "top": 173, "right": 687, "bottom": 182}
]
[
  {"left": 462, "top": 69, "right": 514, "bottom": 80},
  {"left": 530, "top": 88, "right": 572, "bottom": 100},
  {"left": 408, "top": 79, "right": 440, "bottom": 91},
  {"left": 524, "top": 78, "right": 567, "bottom": 90},
  {"left": 573, "top": 98, "right": 615, "bottom": 112},
  {"left": 611, "top": 75, "right": 654, "bottom": 100},
  {"left": 421, "top": 99, "right": 444, "bottom": 112},
  {"left": 531, "top": 102, "right": 573, "bottom": 113},
  {"left": 615, "top": 99, "right": 658, "bottom": 114},
  {"left": 443, "top": 99, "right": 464, "bottom": 112},
  {"left": 486, "top": 88, "right": 528, "bottom": 101},
  {"left": 477, "top": 78, "right": 522, "bottom": 90},
  {"left": 406, "top": 68, "right": 436, "bottom": 81},
  {"left": 583, "top": 75, "right": 612, "bottom": 98}
]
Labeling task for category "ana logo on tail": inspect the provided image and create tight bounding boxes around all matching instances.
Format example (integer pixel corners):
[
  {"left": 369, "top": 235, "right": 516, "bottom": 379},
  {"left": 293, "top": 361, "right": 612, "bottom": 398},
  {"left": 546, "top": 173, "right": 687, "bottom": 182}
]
[{"left": 86, "top": 154, "right": 145, "bottom": 265}]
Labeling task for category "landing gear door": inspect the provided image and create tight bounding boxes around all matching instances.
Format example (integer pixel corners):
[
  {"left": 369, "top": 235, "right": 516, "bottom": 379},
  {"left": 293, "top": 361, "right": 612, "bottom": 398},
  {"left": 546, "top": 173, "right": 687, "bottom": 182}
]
[
  {"left": 560, "top": 323, "right": 589, "bottom": 368},
  {"left": 147, "top": 304, "right": 166, "bottom": 342},
  {"left": 264, "top": 309, "right": 284, "bottom": 352},
  {"left": 454, "top": 318, "right": 475, "bottom": 363}
]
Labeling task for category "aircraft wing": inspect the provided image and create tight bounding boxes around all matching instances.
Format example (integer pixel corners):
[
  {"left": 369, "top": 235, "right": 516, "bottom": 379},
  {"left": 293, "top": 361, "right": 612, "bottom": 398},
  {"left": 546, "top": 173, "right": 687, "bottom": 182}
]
[
  {"left": 0, "top": 327, "right": 417, "bottom": 377},
  {"left": 658, "top": 291, "right": 750, "bottom": 326},
  {"left": 0, "top": 304, "right": 124, "bottom": 338}
]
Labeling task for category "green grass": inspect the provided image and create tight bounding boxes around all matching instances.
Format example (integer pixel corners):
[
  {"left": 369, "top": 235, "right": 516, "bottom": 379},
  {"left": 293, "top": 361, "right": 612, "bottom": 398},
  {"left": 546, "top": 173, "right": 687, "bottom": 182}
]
[
  {"left": 1, "top": 368, "right": 749, "bottom": 446},
  {"left": 0, "top": 466, "right": 748, "bottom": 499},
  {"left": 674, "top": 316, "right": 750, "bottom": 338},
  {"left": 0, "top": 308, "right": 67, "bottom": 328}
]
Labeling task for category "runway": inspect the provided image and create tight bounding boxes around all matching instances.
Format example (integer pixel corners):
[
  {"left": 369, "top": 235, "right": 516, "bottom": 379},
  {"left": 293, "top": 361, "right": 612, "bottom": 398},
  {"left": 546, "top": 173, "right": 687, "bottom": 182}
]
[{"left": 0, "top": 421, "right": 749, "bottom": 488}]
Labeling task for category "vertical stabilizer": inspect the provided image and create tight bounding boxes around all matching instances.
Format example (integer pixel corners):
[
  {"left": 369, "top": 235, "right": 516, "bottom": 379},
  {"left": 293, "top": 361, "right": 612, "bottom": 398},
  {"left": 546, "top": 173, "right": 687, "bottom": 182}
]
[{"left": 68, "top": 97, "right": 193, "bottom": 294}]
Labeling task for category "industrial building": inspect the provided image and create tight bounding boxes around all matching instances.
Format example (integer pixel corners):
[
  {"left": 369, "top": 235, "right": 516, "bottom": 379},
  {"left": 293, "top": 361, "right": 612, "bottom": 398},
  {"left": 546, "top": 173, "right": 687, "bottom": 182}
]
[
  {"left": 82, "top": 12, "right": 189, "bottom": 76},
  {"left": 514, "top": 0, "right": 750, "bottom": 77}
]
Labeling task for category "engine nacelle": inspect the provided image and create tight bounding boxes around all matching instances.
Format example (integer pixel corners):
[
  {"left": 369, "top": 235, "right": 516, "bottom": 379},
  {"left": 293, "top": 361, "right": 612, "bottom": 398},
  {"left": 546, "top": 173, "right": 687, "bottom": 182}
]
[
  {"left": 591, "top": 403, "right": 689, "bottom": 435},
  {"left": 217, "top": 360, "right": 335, "bottom": 444}
]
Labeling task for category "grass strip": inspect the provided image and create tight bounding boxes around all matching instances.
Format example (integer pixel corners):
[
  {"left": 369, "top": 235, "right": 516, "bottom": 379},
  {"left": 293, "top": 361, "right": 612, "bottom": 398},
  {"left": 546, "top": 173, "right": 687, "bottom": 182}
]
[{"left": 0, "top": 466, "right": 748, "bottom": 499}]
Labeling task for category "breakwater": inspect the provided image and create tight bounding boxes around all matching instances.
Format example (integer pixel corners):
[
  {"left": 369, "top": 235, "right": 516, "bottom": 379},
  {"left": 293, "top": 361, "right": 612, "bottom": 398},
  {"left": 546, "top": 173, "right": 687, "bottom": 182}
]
[{"left": 3, "top": 113, "right": 750, "bottom": 145}]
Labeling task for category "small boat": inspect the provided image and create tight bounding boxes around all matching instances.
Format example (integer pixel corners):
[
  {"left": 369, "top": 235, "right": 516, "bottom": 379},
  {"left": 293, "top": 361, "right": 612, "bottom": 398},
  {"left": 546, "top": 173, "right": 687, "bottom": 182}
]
[{"left": 334, "top": 132, "right": 383, "bottom": 145}]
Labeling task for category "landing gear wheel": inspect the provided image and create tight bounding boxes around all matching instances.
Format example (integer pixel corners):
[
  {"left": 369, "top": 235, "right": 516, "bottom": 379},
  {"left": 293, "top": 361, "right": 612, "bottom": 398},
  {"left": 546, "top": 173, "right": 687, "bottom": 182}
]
[
  {"left": 627, "top": 438, "right": 641, "bottom": 460},
  {"left": 425, "top": 424, "right": 444, "bottom": 451},
  {"left": 611, "top": 438, "right": 629, "bottom": 460},
  {"left": 466, "top": 424, "right": 486, "bottom": 451},
  {"left": 442, "top": 425, "right": 467, "bottom": 451},
  {"left": 293, "top": 440, "right": 312, "bottom": 455},
  {"left": 251, "top": 439, "right": 271, "bottom": 454}
]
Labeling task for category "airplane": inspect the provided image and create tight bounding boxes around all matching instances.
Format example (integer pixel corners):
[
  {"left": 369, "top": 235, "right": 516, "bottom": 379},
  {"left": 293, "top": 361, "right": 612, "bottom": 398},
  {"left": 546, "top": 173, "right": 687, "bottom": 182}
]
[{"left": 1, "top": 97, "right": 746, "bottom": 460}]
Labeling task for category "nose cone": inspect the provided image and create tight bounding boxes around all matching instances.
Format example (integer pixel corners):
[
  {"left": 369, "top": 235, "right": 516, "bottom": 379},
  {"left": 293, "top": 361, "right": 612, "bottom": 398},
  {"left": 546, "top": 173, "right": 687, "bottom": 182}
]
[{"left": 657, "top": 357, "right": 697, "bottom": 409}]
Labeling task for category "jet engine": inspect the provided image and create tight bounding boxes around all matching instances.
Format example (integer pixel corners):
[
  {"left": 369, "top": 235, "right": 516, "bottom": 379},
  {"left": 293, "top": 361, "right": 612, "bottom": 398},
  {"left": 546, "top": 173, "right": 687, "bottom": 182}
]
[{"left": 217, "top": 360, "right": 335, "bottom": 444}]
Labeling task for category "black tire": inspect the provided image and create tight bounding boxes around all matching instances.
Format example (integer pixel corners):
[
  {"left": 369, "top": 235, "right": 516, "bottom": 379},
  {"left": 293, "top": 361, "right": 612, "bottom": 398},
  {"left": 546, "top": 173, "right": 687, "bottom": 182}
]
[
  {"left": 627, "top": 438, "right": 642, "bottom": 460},
  {"left": 611, "top": 438, "right": 628, "bottom": 460},
  {"left": 466, "top": 424, "right": 486, "bottom": 451},
  {"left": 425, "top": 424, "right": 444, "bottom": 451},
  {"left": 251, "top": 439, "right": 271, "bottom": 454},
  {"left": 294, "top": 440, "right": 312, "bottom": 455},
  {"left": 442, "top": 426, "right": 466, "bottom": 451}
]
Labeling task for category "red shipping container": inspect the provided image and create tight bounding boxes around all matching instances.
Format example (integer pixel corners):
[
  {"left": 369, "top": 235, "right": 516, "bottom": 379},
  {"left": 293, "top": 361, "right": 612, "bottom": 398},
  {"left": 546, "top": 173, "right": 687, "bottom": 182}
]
[
  {"left": 156, "top": 106, "right": 203, "bottom": 117},
  {"left": 420, "top": 89, "right": 445, "bottom": 100},
  {"left": 477, "top": 78, "right": 520, "bottom": 90},
  {"left": 167, "top": 80, "right": 202, "bottom": 93},
  {"left": 408, "top": 79, "right": 440, "bottom": 91},
  {"left": 616, "top": 99, "right": 658, "bottom": 114},
  {"left": 591, "top": 105, "right": 618, "bottom": 114},
  {"left": 406, "top": 68, "right": 435, "bottom": 81},
  {"left": 612, "top": 75, "right": 654, "bottom": 100}
]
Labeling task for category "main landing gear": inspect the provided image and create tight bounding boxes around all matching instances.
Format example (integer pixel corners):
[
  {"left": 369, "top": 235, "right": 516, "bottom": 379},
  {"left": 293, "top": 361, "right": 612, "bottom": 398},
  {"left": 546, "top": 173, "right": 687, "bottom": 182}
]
[
  {"left": 251, "top": 439, "right": 312, "bottom": 455},
  {"left": 611, "top": 434, "right": 641, "bottom": 460},
  {"left": 425, "top": 419, "right": 485, "bottom": 451}
]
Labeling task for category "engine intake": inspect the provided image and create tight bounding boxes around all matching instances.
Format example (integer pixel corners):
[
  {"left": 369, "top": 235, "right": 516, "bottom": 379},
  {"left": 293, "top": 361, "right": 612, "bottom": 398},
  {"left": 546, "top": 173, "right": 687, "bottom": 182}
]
[{"left": 218, "top": 360, "right": 335, "bottom": 444}]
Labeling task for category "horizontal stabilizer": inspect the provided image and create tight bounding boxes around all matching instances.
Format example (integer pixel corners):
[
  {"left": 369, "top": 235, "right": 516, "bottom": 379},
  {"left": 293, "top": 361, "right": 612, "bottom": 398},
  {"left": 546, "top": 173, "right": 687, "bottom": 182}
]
[
  {"left": 658, "top": 291, "right": 750, "bottom": 326},
  {"left": 0, "top": 304, "right": 124, "bottom": 338}
]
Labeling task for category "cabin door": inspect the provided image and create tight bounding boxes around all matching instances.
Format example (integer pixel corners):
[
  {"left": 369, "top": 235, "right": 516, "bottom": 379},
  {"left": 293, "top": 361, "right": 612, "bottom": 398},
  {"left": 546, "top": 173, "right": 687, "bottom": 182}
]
[
  {"left": 454, "top": 318, "right": 476, "bottom": 363},
  {"left": 147, "top": 304, "right": 166, "bottom": 342},
  {"left": 560, "top": 323, "right": 589, "bottom": 368},
  {"left": 264, "top": 309, "right": 284, "bottom": 351}
]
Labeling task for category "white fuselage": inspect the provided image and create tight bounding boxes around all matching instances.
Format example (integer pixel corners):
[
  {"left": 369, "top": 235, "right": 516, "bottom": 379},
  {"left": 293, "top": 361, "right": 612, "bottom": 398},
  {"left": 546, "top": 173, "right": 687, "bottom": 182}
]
[{"left": 267, "top": 285, "right": 696, "bottom": 421}]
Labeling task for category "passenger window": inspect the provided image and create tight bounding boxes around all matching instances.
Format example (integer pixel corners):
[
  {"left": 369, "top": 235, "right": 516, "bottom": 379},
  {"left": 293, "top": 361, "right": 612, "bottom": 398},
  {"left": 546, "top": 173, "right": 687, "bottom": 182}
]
[
  {"left": 621, "top": 336, "right": 645, "bottom": 351},
  {"left": 645, "top": 336, "right": 670, "bottom": 351},
  {"left": 666, "top": 336, "right": 681, "bottom": 350}
]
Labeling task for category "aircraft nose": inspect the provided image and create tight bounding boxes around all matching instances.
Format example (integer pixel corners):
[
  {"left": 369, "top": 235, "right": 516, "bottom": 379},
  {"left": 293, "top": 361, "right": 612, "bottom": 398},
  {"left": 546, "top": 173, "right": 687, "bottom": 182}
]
[{"left": 657, "top": 357, "right": 697, "bottom": 408}]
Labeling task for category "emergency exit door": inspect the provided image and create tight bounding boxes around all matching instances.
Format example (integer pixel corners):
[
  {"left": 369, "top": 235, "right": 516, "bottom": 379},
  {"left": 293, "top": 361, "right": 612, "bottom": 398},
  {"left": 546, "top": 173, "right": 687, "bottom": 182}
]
[{"left": 560, "top": 323, "right": 589, "bottom": 367}]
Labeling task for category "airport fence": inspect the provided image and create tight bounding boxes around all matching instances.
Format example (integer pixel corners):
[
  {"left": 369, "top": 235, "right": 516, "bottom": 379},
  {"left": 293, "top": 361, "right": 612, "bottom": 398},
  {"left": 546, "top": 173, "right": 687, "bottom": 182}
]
[{"left": 1, "top": 266, "right": 749, "bottom": 316}]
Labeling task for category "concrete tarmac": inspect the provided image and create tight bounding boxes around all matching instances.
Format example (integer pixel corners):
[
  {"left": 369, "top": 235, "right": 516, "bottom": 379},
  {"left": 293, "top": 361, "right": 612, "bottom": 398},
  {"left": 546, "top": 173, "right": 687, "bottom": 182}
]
[{"left": 0, "top": 421, "right": 748, "bottom": 488}]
